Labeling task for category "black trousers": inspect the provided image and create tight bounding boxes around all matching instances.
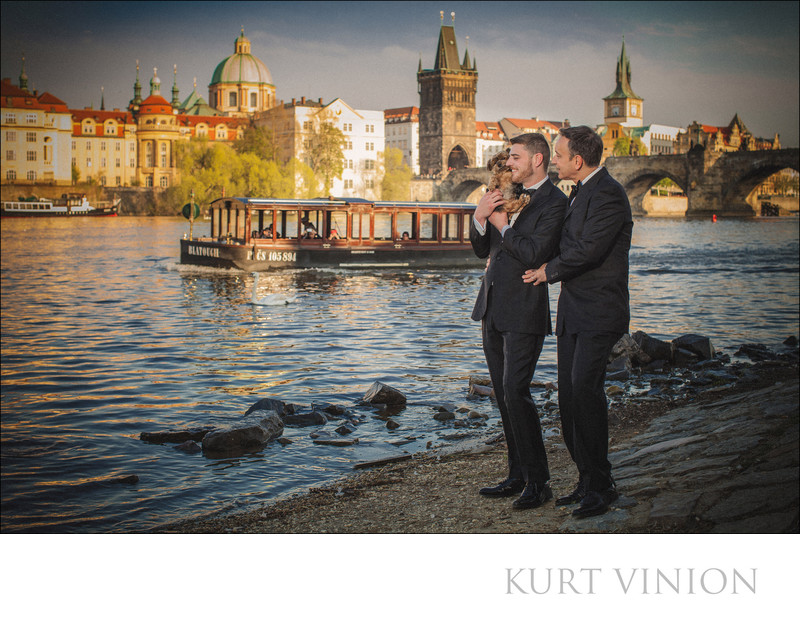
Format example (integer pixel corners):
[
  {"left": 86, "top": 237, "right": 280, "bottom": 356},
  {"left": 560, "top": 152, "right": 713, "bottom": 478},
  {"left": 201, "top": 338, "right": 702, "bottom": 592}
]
[
  {"left": 557, "top": 330, "right": 621, "bottom": 492},
  {"left": 482, "top": 304, "right": 549, "bottom": 485}
]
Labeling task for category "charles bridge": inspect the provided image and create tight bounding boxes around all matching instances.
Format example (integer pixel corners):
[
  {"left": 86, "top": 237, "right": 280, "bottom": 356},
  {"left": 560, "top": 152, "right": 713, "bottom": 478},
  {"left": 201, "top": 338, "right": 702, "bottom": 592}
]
[{"left": 435, "top": 146, "right": 799, "bottom": 216}]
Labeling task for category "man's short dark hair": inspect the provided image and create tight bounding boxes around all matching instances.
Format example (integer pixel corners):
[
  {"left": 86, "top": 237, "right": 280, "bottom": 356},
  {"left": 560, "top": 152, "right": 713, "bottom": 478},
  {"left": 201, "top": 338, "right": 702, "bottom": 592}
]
[
  {"left": 510, "top": 133, "right": 550, "bottom": 170},
  {"left": 559, "top": 126, "right": 603, "bottom": 167}
]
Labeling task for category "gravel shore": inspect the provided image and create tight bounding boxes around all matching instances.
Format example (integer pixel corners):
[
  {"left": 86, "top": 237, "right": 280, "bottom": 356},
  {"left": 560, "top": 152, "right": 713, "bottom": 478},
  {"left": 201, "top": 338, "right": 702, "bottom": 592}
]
[{"left": 156, "top": 359, "right": 798, "bottom": 534}]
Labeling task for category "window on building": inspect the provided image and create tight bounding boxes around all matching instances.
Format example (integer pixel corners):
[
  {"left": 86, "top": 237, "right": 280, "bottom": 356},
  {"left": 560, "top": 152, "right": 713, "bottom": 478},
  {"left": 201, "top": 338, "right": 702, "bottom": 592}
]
[
  {"left": 129, "top": 158, "right": 135, "bottom": 167},
  {"left": 344, "top": 179, "right": 353, "bottom": 189},
  {"left": 4, "top": 113, "right": 17, "bottom": 124},
  {"left": 146, "top": 175, "right": 153, "bottom": 187},
  {"left": 347, "top": 141, "right": 353, "bottom": 150},
  {"left": 6, "top": 170, "right": 17, "bottom": 181},
  {"left": 27, "top": 170, "right": 36, "bottom": 181},
  {"left": 229, "top": 92, "right": 237, "bottom": 107},
  {"left": 160, "top": 176, "right": 169, "bottom": 188},
  {"left": 100, "top": 141, "right": 106, "bottom": 151},
  {"left": 26, "top": 113, "right": 37, "bottom": 123},
  {"left": 250, "top": 92, "right": 257, "bottom": 108},
  {"left": 26, "top": 150, "right": 36, "bottom": 161},
  {"left": 6, "top": 131, "right": 17, "bottom": 142},
  {"left": 86, "top": 157, "right": 92, "bottom": 167},
  {"left": 115, "top": 176, "right": 121, "bottom": 185},
  {"left": 100, "top": 176, "right": 106, "bottom": 186},
  {"left": 160, "top": 143, "right": 167, "bottom": 168},
  {"left": 116, "top": 142, "right": 121, "bottom": 151},
  {"left": 364, "top": 159, "right": 375, "bottom": 170},
  {"left": 71, "top": 140, "right": 76, "bottom": 151},
  {"left": 6, "top": 150, "right": 15, "bottom": 161},
  {"left": 129, "top": 142, "right": 135, "bottom": 153},
  {"left": 115, "top": 158, "right": 120, "bottom": 168},
  {"left": 72, "top": 157, "right": 76, "bottom": 166},
  {"left": 366, "top": 124, "right": 374, "bottom": 133},
  {"left": 145, "top": 142, "right": 153, "bottom": 167},
  {"left": 86, "top": 141, "right": 91, "bottom": 150},
  {"left": 26, "top": 132, "right": 36, "bottom": 142},
  {"left": 101, "top": 157, "right": 106, "bottom": 168},
  {"left": 303, "top": 120, "right": 312, "bottom": 131},
  {"left": 612, "top": 106, "right": 619, "bottom": 116},
  {"left": 365, "top": 178, "right": 374, "bottom": 190}
]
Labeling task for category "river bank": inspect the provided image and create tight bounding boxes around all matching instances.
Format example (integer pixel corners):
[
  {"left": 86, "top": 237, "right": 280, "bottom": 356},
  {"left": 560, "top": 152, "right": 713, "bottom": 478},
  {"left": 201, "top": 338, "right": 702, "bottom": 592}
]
[{"left": 157, "top": 357, "right": 798, "bottom": 534}]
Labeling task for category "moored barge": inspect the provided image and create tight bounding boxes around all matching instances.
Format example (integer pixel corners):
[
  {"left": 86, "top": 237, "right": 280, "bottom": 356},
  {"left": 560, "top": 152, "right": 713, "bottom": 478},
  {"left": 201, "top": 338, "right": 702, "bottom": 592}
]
[{"left": 179, "top": 197, "right": 480, "bottom": 270}]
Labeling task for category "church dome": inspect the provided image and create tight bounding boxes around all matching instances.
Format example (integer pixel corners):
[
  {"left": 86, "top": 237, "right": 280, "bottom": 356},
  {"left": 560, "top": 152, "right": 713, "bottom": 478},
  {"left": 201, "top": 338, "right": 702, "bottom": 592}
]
[{"left": 210, "top": 30, "right": 273, "bottom": 86}]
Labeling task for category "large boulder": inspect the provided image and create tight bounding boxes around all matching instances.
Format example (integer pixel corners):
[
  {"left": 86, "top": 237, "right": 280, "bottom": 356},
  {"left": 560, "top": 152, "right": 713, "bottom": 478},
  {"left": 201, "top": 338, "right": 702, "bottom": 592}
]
[
  {"left": 283, "top": 411, "right": 329, "bottom": 426},
  {"left": 202, "top": 410, "right": 284, "bottom": 456},
  {"left": 632, "top": 331, "right": 674, "bottom": 362},
  {"left": 244, "top": 397, "right": 297, "bottom": 417},
  {"left": 361, "top": 381, "right": 407, "bottom": 407},
  {"left": 610, "top": 333, "right": 652, "bottom": 365},
  {"left": 140, "top": 427, "right": 212, "bottom": 444},
  {"left": 673, "top": 334, "right": 715, "bottom": 361}
]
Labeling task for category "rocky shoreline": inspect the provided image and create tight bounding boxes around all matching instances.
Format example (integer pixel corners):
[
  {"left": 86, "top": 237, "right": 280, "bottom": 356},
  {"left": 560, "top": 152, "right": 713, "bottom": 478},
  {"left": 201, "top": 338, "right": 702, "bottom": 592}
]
[{"left": 154, "top": 335, "right": 799, "bottom": 534}]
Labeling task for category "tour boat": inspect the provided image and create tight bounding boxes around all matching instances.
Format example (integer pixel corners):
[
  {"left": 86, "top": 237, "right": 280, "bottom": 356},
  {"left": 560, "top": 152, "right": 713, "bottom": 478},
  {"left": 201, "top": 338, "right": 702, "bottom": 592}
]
[
  {"left": 1, "top": 194, "right": 120, "bottom": 218},
  {"left": 179, "top": 196, "right": 480, "bottom": 270}
]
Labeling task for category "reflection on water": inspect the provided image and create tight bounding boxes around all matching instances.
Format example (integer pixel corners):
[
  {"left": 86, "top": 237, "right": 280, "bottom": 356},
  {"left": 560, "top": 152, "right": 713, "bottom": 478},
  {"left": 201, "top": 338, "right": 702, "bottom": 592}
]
[{"left": 1, "top": 216, "right": 798, "bottom": 532}]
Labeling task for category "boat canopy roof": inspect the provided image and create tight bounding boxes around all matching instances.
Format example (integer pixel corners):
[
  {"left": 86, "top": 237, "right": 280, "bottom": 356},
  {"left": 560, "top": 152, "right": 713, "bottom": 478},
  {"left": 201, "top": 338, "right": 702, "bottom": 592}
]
[{"left": 209, "top": 196, "right": 475, "bottom": 210}]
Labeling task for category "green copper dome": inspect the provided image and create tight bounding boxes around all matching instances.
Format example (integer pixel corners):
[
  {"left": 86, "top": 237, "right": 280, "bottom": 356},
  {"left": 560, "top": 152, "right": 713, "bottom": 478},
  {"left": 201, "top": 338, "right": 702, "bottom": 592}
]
[{"left": 210, "top": 30, "right": 273, "bottom": 86}]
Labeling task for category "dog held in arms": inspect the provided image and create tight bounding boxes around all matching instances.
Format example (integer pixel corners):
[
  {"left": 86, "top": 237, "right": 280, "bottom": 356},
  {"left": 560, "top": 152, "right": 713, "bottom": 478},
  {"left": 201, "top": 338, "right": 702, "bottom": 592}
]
[{"left": 486, "top": 149, "right": 530, "bottom": 215}]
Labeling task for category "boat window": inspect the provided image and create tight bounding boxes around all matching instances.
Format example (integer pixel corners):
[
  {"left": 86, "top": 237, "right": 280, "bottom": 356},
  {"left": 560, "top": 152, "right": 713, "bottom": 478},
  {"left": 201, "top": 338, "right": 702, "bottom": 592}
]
[
  {"left": 462, "top": 212, "right": 472, "bottom": 240},
  {"left": 420, "top": 213, "right": 438, "bottom": 241},
  {"left": 301, "top": 210, "right": 323, "bottom": 239},
  {"left": 276, "top": 210, "right": 299, "bottom": 239},
  {"left": 373, "top": 212, "right": 392, "bottom": 240},
  {"left": 350, "top": 212, "right": 368, "bottom": 240},
  {"left": 396, "top": 212, "right": 416, "bottom": 240},
  {"left": 327, "top": 211, "right": 347, "bottom": 239},
  {"left": 442, "top": 213, "right": 460, "bottom": 241}
]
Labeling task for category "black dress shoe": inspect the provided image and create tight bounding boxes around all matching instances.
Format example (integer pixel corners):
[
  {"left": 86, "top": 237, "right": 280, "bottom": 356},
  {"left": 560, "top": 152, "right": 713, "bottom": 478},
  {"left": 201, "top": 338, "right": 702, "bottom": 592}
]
[
  {"left": 555, "top": 479, "right": 586, "bottom": 506},
  {"left": 512, "top": 482, "right": 553, "bottom": 510},
  {"left": 572, "top": 487, "right": 619, "bottom": 519},
  {"left": 479, "top": 477, "right": 525, "bottom": 497}
]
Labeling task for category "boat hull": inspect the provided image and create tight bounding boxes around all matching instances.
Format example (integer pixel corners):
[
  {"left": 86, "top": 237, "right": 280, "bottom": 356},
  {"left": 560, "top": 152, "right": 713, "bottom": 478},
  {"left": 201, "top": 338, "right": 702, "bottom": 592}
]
[
  {"left": 1, "top": 207, "right": 118, "bottom": 218},
  {"left": 180, "top": 239, "right": 479, "bottom": 270}
]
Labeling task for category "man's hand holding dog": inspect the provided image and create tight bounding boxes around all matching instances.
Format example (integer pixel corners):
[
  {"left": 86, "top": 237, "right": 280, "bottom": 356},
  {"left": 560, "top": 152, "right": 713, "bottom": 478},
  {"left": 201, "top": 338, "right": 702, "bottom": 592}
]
[{"left": 474, "top": 189, "right": 504, "bottom": 228}]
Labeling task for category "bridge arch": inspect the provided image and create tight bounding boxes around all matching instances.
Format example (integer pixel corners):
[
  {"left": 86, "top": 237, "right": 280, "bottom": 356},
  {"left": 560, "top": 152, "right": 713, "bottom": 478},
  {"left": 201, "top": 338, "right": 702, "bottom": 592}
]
[{"left": 720, "top": 152, "right": 800, "bottom": 214}]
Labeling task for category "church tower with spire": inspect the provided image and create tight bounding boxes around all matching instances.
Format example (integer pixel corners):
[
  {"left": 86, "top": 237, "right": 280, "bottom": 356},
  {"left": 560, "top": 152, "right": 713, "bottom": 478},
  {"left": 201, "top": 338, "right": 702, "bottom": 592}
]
[
  {"left": 417, "top": 12, "right": 478, "bottom": 175},
  {"left": 603, "top": 38, "right": 643, "bottom": 126}
]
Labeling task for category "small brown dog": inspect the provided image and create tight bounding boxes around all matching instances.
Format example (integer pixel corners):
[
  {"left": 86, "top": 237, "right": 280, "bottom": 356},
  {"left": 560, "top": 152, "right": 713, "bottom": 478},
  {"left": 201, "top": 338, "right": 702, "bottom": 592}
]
[{"left": 487, "top": 149, "right": 530, "bottom": 215}]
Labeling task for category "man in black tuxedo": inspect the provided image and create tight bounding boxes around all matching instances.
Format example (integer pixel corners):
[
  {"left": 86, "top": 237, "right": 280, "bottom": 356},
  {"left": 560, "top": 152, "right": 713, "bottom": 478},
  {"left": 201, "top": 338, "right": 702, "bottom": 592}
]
[
  {"left": 525, "top": 126, "right": 633, "bottom": 518},
  {"left": 471, "top": 133, "right": 567, "bottom": 510}
]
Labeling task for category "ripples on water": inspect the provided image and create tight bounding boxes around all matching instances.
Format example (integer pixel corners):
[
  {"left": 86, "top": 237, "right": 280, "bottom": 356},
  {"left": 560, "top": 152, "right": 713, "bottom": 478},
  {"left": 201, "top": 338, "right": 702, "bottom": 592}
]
[{"left": 1, "top": 216, "right": 798, "bottom": 532}]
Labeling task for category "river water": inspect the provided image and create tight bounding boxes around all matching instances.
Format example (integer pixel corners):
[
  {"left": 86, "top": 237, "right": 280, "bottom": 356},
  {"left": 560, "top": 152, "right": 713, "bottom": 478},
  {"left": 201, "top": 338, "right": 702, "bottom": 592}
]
[{"left": 1, "top": 215, "right": 798, "bottom": 532}]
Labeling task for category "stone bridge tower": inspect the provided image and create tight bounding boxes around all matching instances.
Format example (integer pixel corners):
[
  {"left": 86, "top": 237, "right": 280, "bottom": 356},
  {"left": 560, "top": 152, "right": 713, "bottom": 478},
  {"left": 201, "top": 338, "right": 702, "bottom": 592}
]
[{"left": 417, "top": 13, "right": 478, "bottom": 175}]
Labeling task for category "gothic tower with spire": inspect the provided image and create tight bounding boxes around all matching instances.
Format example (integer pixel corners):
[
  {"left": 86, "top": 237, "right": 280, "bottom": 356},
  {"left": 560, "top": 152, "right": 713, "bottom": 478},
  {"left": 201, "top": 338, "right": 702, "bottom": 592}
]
[
  {"left": 603, "top": 38, "right": 643, "bottom": 126},
  {"left": 417, "top": 12, "right": 478, "bottom": 175}
]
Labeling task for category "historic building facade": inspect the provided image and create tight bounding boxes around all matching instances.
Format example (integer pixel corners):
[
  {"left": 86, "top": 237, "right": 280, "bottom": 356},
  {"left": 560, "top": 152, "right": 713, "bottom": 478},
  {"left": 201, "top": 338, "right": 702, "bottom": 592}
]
[
  {"left": 1, "top": 68, "right": 73, "bottom": 185},
  {"left": 255, "top": 96, "right": 384, "bottom": 199},
  {"left": 417, "top": 18, "right": 478, "bottom": 175},
  {"left": 675, "top": 114, "right": 780, "bottom": 153},
  {"left": 384, "top": 106, "right": 420, "bottom": 175}
]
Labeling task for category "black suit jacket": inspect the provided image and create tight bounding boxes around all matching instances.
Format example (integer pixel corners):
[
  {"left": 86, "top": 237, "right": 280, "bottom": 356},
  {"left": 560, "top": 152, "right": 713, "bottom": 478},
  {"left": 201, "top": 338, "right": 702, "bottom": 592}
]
[
  {"left": 545, "top": 167, "right": 633, "bottom": 335},
  {"left": 470, "top": 179, "right": 567, "bottom": 334}
]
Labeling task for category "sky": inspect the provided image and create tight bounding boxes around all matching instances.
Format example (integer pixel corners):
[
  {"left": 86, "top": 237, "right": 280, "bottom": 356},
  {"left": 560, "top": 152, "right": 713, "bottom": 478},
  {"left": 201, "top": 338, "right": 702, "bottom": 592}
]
[{"left": 1, "top": 1, "right": 798, "bottom": 146}]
